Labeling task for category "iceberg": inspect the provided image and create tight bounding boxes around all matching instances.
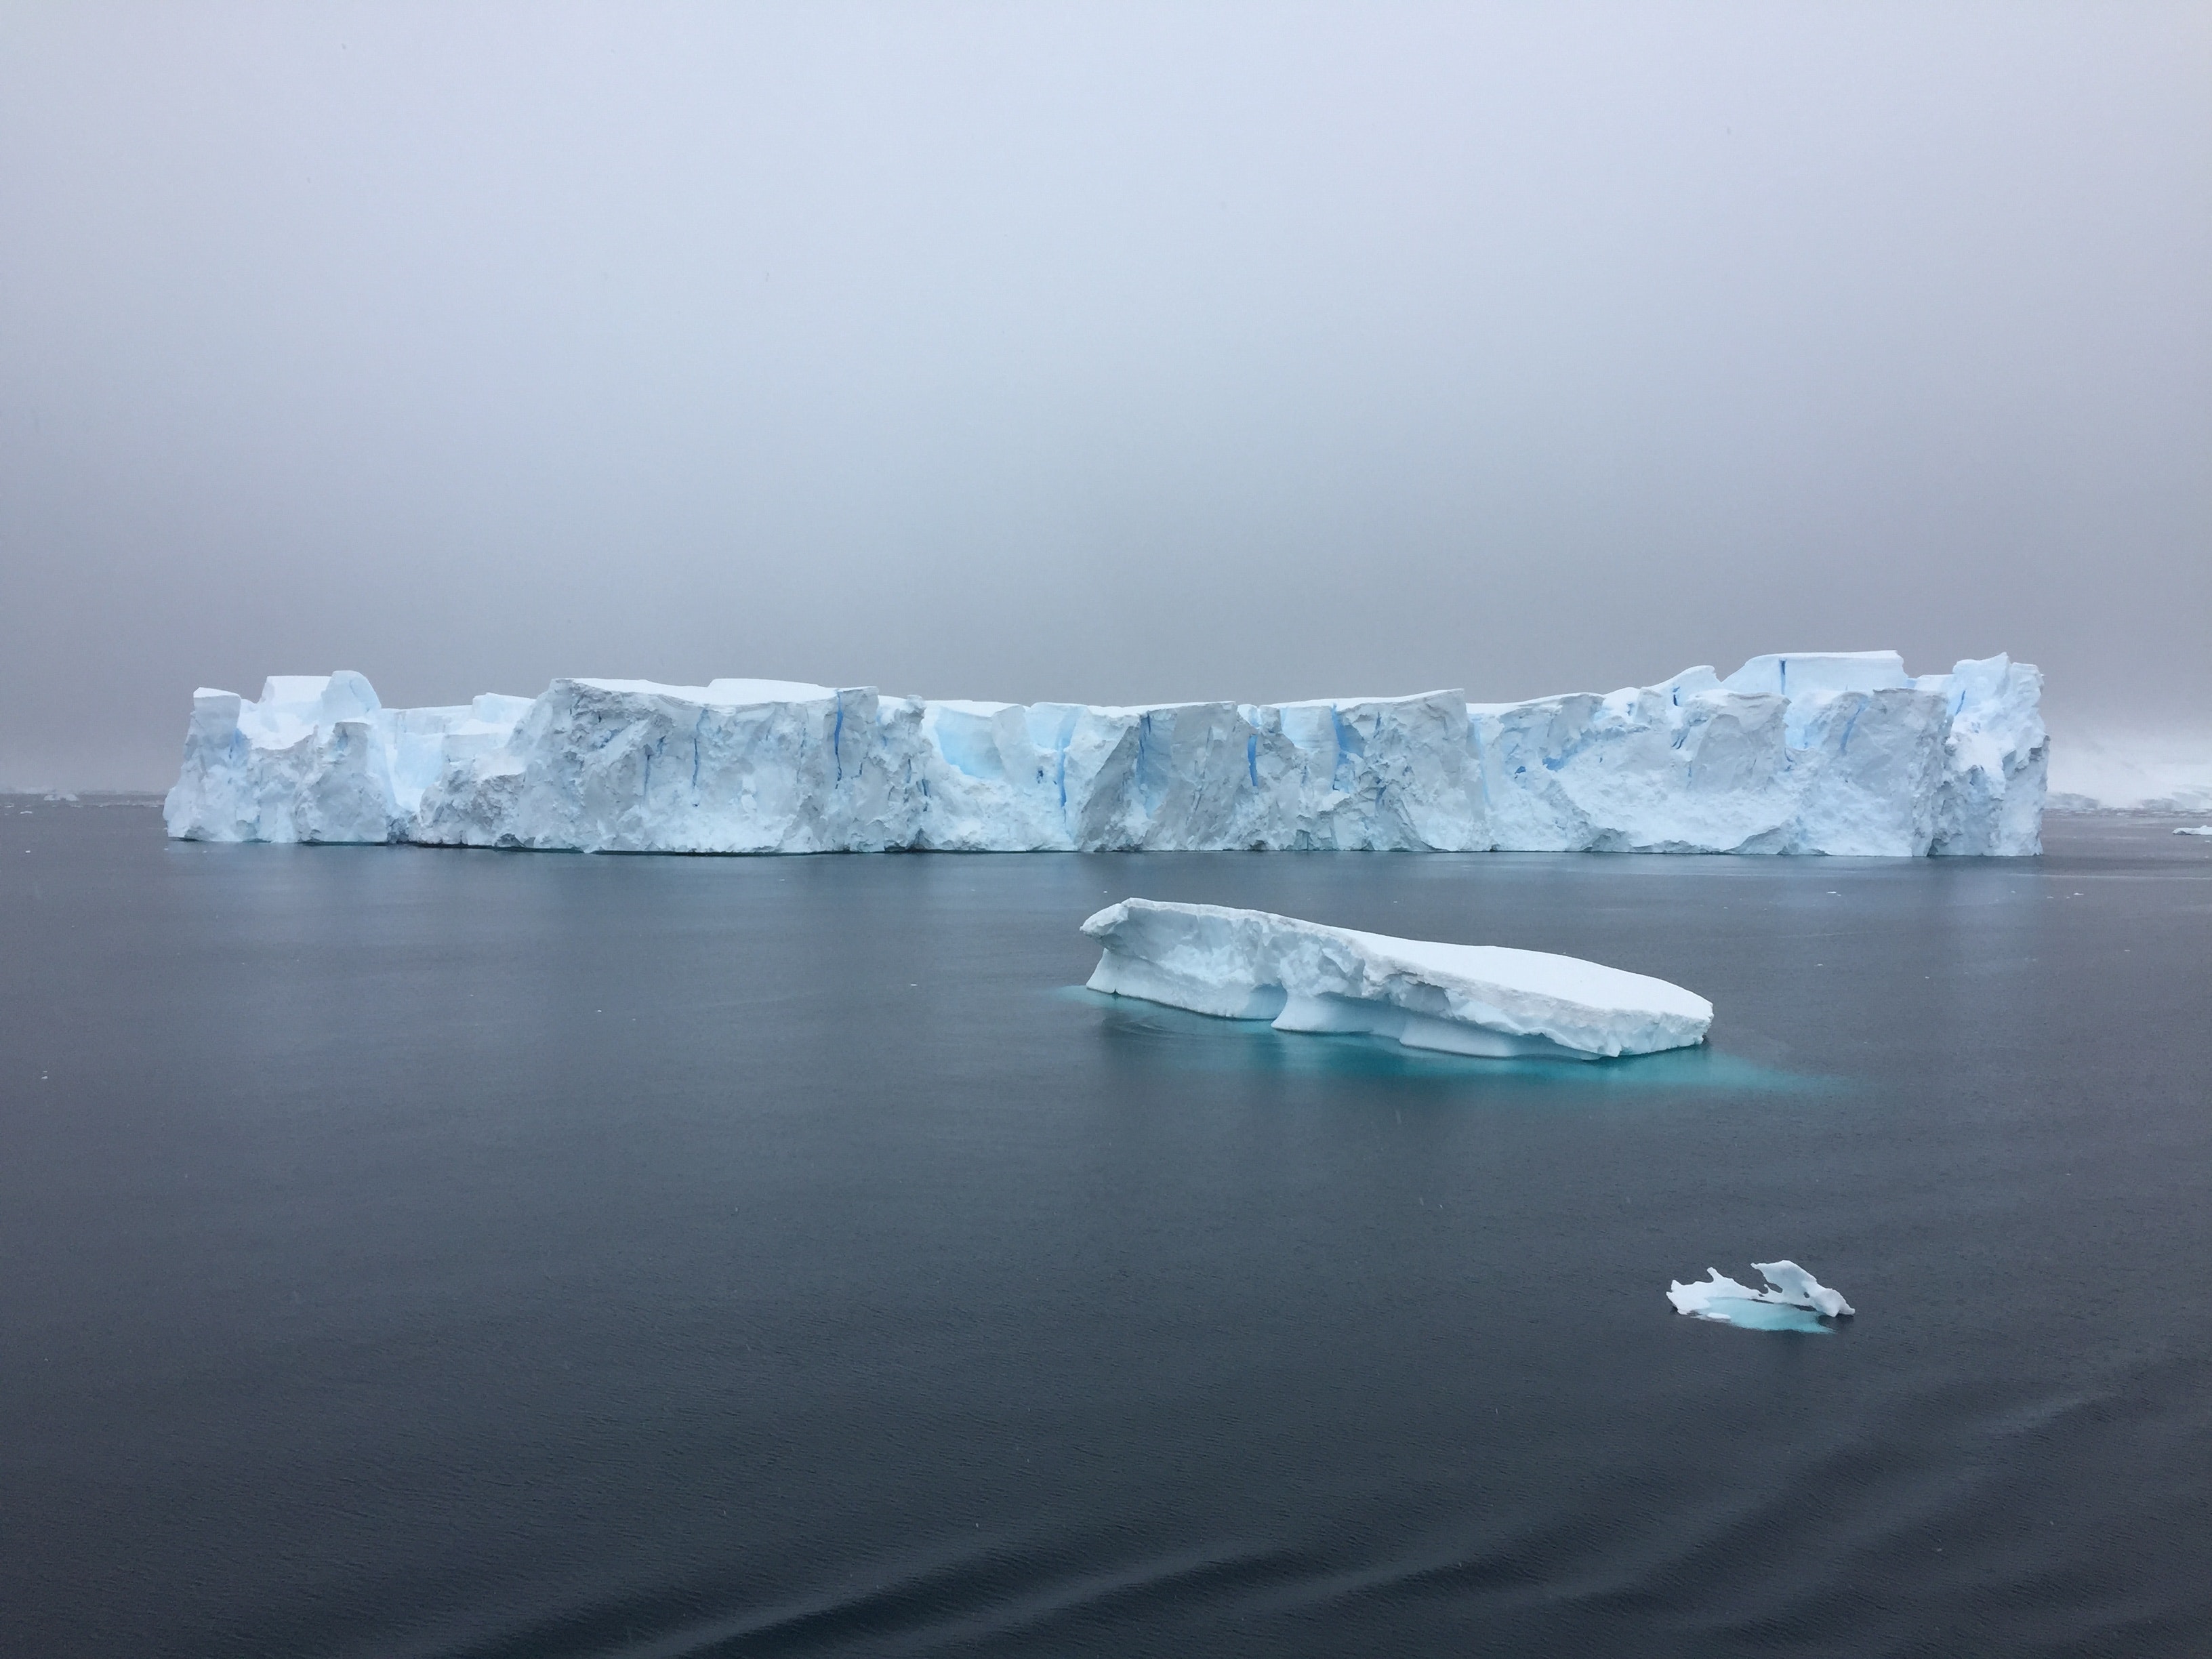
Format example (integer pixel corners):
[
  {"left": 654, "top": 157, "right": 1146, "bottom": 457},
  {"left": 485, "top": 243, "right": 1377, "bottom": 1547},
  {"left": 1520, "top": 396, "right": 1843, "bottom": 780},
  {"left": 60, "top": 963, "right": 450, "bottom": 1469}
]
[
  {"left": 2176, "top": 826, "right": 2212, "bottom": 838},
  {"left": 1081, "top": 899, "right": 1713, "bottom": 1059},
  {"left": 1668, "top": 1261, "right": 1855, "bottom": 1330},
  {"left": 164, "top": 650, "right": 2047, "bottom": 856},
  {"left": 2047, "top": 729, "right": 2212, "bottom": 814}
]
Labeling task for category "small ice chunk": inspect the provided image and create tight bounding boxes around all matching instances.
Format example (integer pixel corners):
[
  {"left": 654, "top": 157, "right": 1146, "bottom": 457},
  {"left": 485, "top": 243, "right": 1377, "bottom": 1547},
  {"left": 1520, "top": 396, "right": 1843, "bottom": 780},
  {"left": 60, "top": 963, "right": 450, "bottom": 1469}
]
[
  {"left": 1668, "top": 1261, "right": 1853, "bottom": 1328},
  {"left": 2175, "top": 825, "right": 2212, "bottom": 838}
]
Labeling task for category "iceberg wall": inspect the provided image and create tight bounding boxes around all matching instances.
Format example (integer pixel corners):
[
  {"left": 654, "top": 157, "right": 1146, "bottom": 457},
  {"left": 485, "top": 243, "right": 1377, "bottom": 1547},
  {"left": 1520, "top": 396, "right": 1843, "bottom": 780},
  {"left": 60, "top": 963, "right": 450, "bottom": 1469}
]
[{"left": 163, "top": 651, "right": 2046, "bottom": 856}]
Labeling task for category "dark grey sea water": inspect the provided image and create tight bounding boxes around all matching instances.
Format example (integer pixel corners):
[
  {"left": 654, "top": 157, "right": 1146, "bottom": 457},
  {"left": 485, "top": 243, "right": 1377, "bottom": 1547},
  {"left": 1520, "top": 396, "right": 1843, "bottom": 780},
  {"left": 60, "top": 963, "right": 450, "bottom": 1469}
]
[{"left": 3, "top": 804, "right": 2209, "bottom": 1658}]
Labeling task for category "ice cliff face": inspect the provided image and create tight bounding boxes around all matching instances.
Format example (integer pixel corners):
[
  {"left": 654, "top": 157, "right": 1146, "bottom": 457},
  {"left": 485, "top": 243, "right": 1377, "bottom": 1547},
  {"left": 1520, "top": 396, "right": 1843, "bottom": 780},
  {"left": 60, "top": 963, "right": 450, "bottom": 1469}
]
[{"left": 163, "top": 651, "right": 2046, "bottom": 856}]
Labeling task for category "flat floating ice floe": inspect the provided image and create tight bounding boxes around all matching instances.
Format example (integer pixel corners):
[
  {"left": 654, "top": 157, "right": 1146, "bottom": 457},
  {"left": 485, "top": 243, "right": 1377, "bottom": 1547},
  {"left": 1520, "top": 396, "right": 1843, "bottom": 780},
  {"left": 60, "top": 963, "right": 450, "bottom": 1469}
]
[
  {"left": 1080, "top": 899, "right": 1713, "bottom": 1060},
  {"left": 2175, "top": 826, "right": 2212, "bottom": 838},
  {"left": 1668, "top": 1262, "right": 1855, "bottom": 1332}
]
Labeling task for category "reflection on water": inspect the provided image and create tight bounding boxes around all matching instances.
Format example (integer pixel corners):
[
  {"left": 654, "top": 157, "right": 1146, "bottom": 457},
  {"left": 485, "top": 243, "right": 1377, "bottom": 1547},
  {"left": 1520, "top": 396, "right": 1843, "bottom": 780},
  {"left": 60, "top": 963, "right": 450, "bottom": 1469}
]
[{"left": 1054, "top": 986, "right": 1839, "bottom": 1093}]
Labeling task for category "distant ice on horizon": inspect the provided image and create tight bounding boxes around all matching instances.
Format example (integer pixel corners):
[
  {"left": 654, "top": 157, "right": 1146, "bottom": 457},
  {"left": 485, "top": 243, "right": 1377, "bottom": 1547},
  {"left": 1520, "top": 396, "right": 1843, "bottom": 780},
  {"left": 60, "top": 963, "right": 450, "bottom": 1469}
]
[{"left": 2047, "top": 729, "right": 2212, "bottom": 814}]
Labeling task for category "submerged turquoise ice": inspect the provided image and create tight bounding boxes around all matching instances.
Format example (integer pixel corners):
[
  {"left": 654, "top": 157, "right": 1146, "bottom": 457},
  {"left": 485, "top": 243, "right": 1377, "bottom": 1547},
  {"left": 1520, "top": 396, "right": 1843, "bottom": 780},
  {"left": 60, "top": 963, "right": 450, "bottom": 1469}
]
[
  {"left": 1057, "top": 987, "right": 1833, "bottom": 1093},
  {"left": 1687, "top": 1299, "right": 1835, "bottom": 1334}
]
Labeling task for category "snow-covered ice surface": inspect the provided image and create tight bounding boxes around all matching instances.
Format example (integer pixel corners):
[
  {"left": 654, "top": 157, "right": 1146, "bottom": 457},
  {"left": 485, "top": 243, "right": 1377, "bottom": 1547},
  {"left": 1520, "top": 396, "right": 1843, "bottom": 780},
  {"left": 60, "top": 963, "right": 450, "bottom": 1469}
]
[
  {"left": 2175, "top": 826, "right": 2212, "bottom": 838},
  {"left": 164, "top": 650, "right": 2047, "bottom": 855},
  {"left": 1668, "top": 1262, "right": 1855, "bottom": 1332},
  {"left": 1081, "top": 899, "right": 1713, "bottom": 1060}
]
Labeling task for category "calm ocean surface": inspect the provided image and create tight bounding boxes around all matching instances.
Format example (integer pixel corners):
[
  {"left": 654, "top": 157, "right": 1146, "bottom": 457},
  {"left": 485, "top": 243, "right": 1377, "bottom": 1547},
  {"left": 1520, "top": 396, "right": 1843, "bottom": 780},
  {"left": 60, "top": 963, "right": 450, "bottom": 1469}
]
[{"left": 3, "top": 804, "right": 2209, "bottom": 1658}]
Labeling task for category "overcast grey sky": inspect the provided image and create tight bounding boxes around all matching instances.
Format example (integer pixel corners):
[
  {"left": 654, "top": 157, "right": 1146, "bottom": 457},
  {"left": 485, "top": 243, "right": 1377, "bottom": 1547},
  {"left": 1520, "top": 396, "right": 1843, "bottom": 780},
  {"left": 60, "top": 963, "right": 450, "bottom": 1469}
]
[{"left": 3, "top": 2, "right": 2206, "bottom": 790}]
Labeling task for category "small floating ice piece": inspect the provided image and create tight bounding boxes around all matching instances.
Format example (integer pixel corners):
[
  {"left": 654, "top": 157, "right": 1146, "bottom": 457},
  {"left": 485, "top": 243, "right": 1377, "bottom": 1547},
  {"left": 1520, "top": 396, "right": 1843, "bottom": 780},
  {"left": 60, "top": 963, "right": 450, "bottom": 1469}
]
[
  {"left": 1668, "top": 1262, "right": 1853, "bottom": 1329},
  {"left": 2175, "top": 825, "right": 2212, "bottom": 837},
  {"left": 1080, "top": 899, "right": 1712, "bottom": 1059}
]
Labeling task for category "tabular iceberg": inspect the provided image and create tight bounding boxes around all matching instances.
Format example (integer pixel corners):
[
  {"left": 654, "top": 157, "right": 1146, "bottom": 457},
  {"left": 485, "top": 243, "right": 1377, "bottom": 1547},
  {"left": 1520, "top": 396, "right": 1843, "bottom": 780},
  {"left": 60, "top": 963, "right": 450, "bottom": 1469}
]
[
  {"left": 1082, "top": 899, "right": 1713, "bottom": 1059},
  {"left": 163, "top": 649, "right": 2046, "bottom": 856}
]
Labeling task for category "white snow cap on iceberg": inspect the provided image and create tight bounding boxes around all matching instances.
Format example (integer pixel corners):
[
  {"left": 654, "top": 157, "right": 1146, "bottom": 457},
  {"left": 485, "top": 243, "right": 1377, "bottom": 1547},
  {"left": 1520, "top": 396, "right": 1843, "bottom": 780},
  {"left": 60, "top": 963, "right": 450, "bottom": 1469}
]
[
  {"left": 1668, "top": 1261, "right": 1854, "bottom": 1326},
  {"left": 1080, "top": 898, "right": 1713, "bottom": 1060}
]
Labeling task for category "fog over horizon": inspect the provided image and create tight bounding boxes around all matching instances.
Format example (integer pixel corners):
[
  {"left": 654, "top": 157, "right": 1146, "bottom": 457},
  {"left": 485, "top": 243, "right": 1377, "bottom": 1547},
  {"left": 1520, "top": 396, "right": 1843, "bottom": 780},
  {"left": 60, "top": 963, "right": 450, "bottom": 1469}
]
[{"left": 3, "top": 3, "right": 2207, "bottom": 793}]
